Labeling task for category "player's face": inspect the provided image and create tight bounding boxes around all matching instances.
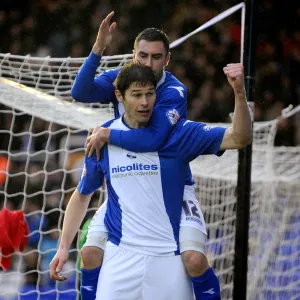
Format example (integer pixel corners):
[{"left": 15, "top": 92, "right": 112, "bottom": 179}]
[
  {"left": 117, "top": 82, "right": 156, "bottom": 128},
  {"left": 133, "top": 40, "right": 170, "bottom": 81}
]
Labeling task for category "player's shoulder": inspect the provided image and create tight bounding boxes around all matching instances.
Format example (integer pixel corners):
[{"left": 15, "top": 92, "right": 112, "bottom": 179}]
[
  {"left": 164, "top": 72, "right": 185, "bottom": 88},
  {"left": 99, "top": 67, "right": 120, "bottom": 80},
  {"left": 174, "top": 120, "right": 227, "bottom": 139},
  {"left": 185, "top": 120, "right": 215, "bottom": 130},
  {"left": 165, "top": 71, "right": 184, "bottom": 85},
  {"left": 177, "top": 119, "right": 204, "bottom": 128},
  {"left": 160, "top": 119, "right": 196, "bottom": 152},
  {"left": 159, "top": 71, "right": 187, "bottom": 98},
  {"left": 100, "top": 117, "right": 119, "bottom": 128},
  {"left": 100, "top": 116, "right": 129, "bottom": 130},
  {"left": 163, "top": 120, "right": 205, "bottom": 151},
  {"left": 172, "top": 119, "right": 206, "bottom": 135}
]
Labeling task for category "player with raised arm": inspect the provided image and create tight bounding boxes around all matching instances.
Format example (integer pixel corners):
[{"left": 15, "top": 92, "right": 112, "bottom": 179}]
[
  {"left": 65, "top": 12, "right": 251, "bottom": 300},
  {"left": 50, "top": 62, "right": 251, "bottom": 300},
  {"left": 71, "top": 12, "right": 219, "bottom": 300}
]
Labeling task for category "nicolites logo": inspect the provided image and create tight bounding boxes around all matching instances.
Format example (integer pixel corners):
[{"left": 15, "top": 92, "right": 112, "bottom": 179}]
[{"left": 112, "top": 163, "right": 158, "bottom": 173}]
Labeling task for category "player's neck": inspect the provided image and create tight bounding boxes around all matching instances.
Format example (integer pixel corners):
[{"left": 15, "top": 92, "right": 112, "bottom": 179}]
[
  {"left": 123, "top": 114, "right": 147, "bottom": 129},
  {"left": 156, "top": 70, "right": 164, "bottom": 83}
]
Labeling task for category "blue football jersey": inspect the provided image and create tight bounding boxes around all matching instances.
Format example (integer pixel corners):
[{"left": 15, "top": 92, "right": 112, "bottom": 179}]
[
  {"left": 72, "top": 52, "right": 196, "bottom": 183},
  {"left": 72, "top": 52, "right": 187, "bottom": 151},
  {"left": 77, "top": 117, "right": 226, "bottom": 256}
]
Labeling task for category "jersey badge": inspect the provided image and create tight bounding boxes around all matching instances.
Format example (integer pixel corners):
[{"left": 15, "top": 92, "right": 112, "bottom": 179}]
[
  {"left": 126, "top": 152, "right": 137, "bottom": 159},
  {"left": 166, "top": 109, "right": 180, "bottom": 126}
]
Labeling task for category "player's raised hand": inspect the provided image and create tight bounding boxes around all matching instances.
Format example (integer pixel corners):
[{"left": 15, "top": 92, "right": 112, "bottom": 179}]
[
  {"left": 223, "top": 63, "right": 245, "bottom": 94},
  {"left": 86, "top": 127, "right": 111, "bottom": 161},
  {"left": 49, "top": 248, "right": 68, "bottom": 281},
  {"left": 92, "top": 11, "right": 117, "bottom": 56}
]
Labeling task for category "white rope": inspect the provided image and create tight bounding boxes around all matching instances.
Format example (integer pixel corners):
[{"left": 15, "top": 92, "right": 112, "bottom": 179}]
[
  {"left": 170, "top": 2, "right": 245, "bottom": 48},
  {"left": 281, "top": 104, "right": 300, "bottom": 119},
  {"left": 240, "top": 4, "right": 246, "bottom": 64}
]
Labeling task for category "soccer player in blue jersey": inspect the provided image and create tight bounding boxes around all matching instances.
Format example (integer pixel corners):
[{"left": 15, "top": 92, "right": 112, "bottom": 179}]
[
  {"left": 51, "top": 12, "right": 251, "bottom": 300},
  {"left": 50, "top": 62, "right": 251, "bottom": 299}
]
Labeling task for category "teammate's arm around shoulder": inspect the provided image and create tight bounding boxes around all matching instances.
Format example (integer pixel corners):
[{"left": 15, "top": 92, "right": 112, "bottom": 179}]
[
  {"left": 219, "top": 63, "right": 252, "bottom": 150},
  {"left": 71, "top": 12, "right": 117, "bottom": 103},
  {"left": 109, "top": 84, "right": 187, "bottom": 152}
]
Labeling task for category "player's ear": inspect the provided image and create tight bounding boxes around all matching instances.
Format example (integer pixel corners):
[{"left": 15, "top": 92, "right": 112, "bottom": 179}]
[
  {"left": 132, "top": 49, "right": 137, "bottom": 61},
  {"left": 165, "top": 52, "right": 171, "bottom": 67},
  {"left": 115, "top": 89, "right": 124, "bottom": 103}
]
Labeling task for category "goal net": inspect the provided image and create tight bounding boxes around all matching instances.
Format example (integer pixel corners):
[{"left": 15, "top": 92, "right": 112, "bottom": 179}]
[
  {"left": 1, "top": 78, "right": 299, "bottom": 300},
  {"left": 0, "top": 2, "right": 299, "bottom": 300},
  {"left": 191, "top": 125, "right": 300, "bottom": 299}
]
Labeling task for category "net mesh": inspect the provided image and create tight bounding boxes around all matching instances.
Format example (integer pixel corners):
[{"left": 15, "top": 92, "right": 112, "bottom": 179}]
[
  {"left": 0, "top": 3, "right": 300, "bottom": 300},
  {"left": 1, "top": 79, "right": 299, "bottom": 300},
  {"left": 191, "top": 125, "right": 300, "bottom": 299}
]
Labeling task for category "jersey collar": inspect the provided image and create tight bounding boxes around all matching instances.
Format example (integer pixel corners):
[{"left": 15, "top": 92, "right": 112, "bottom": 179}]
[
  {"left": 156, "top": 71, "right": 166, "bottom": 89},
  {"left": 121, "top": 115, "right": 131, "bottom": 129}
]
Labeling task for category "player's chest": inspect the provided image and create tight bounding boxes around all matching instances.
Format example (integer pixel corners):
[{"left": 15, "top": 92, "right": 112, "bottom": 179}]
[{"left": 107, "top": 146, "right": 160, "bottom": 181}]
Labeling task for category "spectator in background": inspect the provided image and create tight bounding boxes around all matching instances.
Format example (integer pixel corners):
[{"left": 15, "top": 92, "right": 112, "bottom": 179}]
[{"left": 0, "top": 0, "right": 299, "bottom": 144}]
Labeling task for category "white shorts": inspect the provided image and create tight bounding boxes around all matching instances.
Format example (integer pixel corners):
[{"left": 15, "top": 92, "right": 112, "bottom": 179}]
[
  {"left": 84, "top": 185, "right": 207, "bottom": 255},
  {"left": 84, "top": 201, "right": 108, "bottom": 249},
  {"left": 179, "top": 185, "right": 207, "bottom": 255},
  {"left": 96, "top": 242, "right": 194, "bottom": 300}
]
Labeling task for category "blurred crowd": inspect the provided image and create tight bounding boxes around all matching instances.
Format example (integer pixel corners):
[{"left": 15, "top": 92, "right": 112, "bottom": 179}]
[
  {"left": 0, "top": 0, "right": 299, "bottom": 145},
  {"left": 0, "top": 0, "right": 299, "bottom": 297}
]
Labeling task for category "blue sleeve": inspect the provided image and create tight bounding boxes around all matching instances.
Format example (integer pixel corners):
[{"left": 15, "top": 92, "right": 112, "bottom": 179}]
[
  {"left": 71, "top": 52, "right": 118, "bottom": 104},
  {"left": 77, "top": 154, "right": 104, "bottom": 195},
  {"left": 109, "top": 86, "right": 187, "bottom": 152},
  {"left": 175, "top": 120, "right": 227, "bottom": 162}
]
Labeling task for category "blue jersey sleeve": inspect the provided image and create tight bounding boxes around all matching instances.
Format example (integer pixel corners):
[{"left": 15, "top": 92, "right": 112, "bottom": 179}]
[
  {"left": 174, "top": 120, "right": 227, "bottom": 162},
  {"left": 77, "top": 153, "right": 104, "bottom": 195},
  {"left": 109, "top": 86, "right": 187, "bottom": 152},
  {"left": 71, "top": 52, "right": 119, "bottom": 104}
]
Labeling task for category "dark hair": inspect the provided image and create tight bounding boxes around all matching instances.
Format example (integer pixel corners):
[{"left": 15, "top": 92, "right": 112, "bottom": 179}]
[
  {"left": 134, "top": 28, "right": 170, "bottom": 53},
  {"left": 113, "top": 62, "right": 157, "bottom": 97}
]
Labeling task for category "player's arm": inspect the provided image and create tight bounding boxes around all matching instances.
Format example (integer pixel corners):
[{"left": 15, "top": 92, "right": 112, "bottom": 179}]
[
  {"left": 50, "top": 154, "right": 104, "bottom": 281},
  {"left": 71, "top": 54, "right": 117, "bottom": 103},
  {"left": 71, "top": 12, "right": 117, "bottom": 103},
  {"left": 86, "top": 86, "right": 187, "bottom": 156},
  {"left": 174, "top": 120, "right": 227, "bottom": 162},
  {"left": 111, "top": 88, "right": 186, "bottom": 151},
  {"left": 175, "top": 65, "right": 251, "bottom": 160},
  {"left": 219, "top": 63, "right": 252, "bottom": 150},
  {"left": 49, "top": 189, "right": 93, "bottom": 281}
]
